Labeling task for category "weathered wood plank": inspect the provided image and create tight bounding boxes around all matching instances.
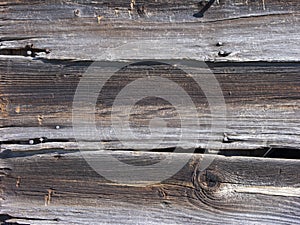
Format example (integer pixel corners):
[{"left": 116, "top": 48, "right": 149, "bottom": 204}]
[
  {"left": 0, "top": 1, "right": 299, "bottom": 153},
  {"left": 1, "top": 59, "right": 299, "bottom": 153},
  {"left": 0, "top": 0, "right": 300, "bottom": 224},
  {"left": 1, "top": 150, "right": 300, "bottom": 224},
  {"left": 0, "top": 1, "right": 299, "bottom": 224},
  {"left": 0, "top": 0, "right": 299, "bottom": 61}
]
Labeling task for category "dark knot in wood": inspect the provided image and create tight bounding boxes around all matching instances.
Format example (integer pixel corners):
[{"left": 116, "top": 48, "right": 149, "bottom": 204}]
[
  {"left": 189, "top": 165, "right": 223, "bottom": 208},
  {"left": 193, "top": 166, "right": 221, "bottom": 192},
  {"left": 198, "top": 170, "right": 220, "bottom": 190}
]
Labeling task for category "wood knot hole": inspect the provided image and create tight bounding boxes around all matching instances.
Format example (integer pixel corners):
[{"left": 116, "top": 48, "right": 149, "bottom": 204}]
[{"left": 198, "top": 170, "right": 220, "bottom": 190}]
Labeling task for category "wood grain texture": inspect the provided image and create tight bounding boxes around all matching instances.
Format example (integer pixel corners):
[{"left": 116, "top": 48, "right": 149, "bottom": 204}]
[
  {"left": 0, "top": 1, "right": 300, "bottom": 224},
  {"left": 0, "top": 0, "right": 299, "bottom": 61},
  {"left": 1, "top": 150, "right": 300, "bottom": 224},
  {"left": 0, "top": 59, "right": 299, "bottom": 153}
]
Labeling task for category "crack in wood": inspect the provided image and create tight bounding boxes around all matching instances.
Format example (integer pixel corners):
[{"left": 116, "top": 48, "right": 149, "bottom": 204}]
[
  {"left": 0, "top": 37, "right": 44, "bottom": 42},
  {"left": 0, "top": 149, "right": 79, "bottom": 159},
  {"left": 0, "top": 1, "right": 299, "bottom": 223},
  {"left": 193, "top": 0, "right": 216, "bottom": 18},
  {"left": 0, "top": 213, "right": 59, "bottom": 223},
  {"left": 1, "top": 138, "right": 299, "bottom": 159},
  {"left": 234, "top": 186, "right": 300, "bottom": 197},
  {"left": 0, "top": 138, "right": 73, "bottom": 146},
  {"left": 0, "top": 44, "right": 50, "bottom": 57}
]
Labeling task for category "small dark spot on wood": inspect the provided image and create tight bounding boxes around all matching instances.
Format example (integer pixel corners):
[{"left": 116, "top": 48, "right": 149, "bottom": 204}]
[
  {"left": 53, "top": 154, "right": 63, "bottom": 160},
  {"left": 161, "top": 200, "right": 172, "bottom": 208},
  {"left": 198, "top": 170, "right": 220, "bottom": 190},
  {"left": 223, "top": 133, "right": 234, "bottom": 143},
  {"left": 223, "top": 136, "right": 229, "bottom": 143},
  {"left": 74, "top": 9, "right": 81, "bottom": 17},
  {"left": 218, "top": 50, "right": 231, "bottom": 57},
  {"left": 136, "top": 5, "right": 146, "bottom": 17}
]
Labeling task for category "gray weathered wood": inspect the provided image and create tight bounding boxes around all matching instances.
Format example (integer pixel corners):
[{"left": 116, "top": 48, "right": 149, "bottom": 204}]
[
  {"left": 1, "top": 150, "right": 300, "bottom": 224},
  {"left": 0, "top": 0, "right": 299, "bottom": 61},
  {"left": 0, "top": 1, "right": 300, "bottom": 224},
  {"left": 1, "top": 60, "right": 299, "bottom": 153}
]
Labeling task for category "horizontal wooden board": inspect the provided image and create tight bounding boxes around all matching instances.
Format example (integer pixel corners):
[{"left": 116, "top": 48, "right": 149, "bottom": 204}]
[
  {"left": 0, "top": 1, "right": 300, "bottom": 224},
  {"left": 0, "top": 59, "right": 299, "bottom": 153},
  {"left": 0, "top": 0, "right": 299, "bottom": 61},
  {"left": 0, "top": 150, "right": 300, "bottom": 224}
]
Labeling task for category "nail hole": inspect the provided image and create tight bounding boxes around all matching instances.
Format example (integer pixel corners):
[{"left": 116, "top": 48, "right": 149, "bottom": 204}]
[
  {"left": 218, "top": 50, "right": 231, "bottom": 57},
  {"left": 74, "top": 9, "right": 80, "bottom": 17}
]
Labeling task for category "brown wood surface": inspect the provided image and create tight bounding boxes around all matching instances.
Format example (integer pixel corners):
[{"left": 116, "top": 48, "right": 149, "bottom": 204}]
[
  {"left": 0, "top": 60, "right": 299, "bottom": 153},
  {"left": 0, "top": 0, "right": 300, "bottom": 224},
  {"left": 1, "top": 151, "right": 300, "bottom": 224}
]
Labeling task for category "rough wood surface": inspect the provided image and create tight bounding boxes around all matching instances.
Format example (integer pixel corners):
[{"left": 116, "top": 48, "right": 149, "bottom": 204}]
[
  {"left": 1, "top": 0, "right": 300, "bottom": 224},
  {"left": 1, "top": 150, "right": 300, "bottom": 225},
  {"left": 0, "top": 0, "right": 299, "bottom": 61},
  {"left": 0, "top": 60, "right": 299, "bottom": 154}
]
